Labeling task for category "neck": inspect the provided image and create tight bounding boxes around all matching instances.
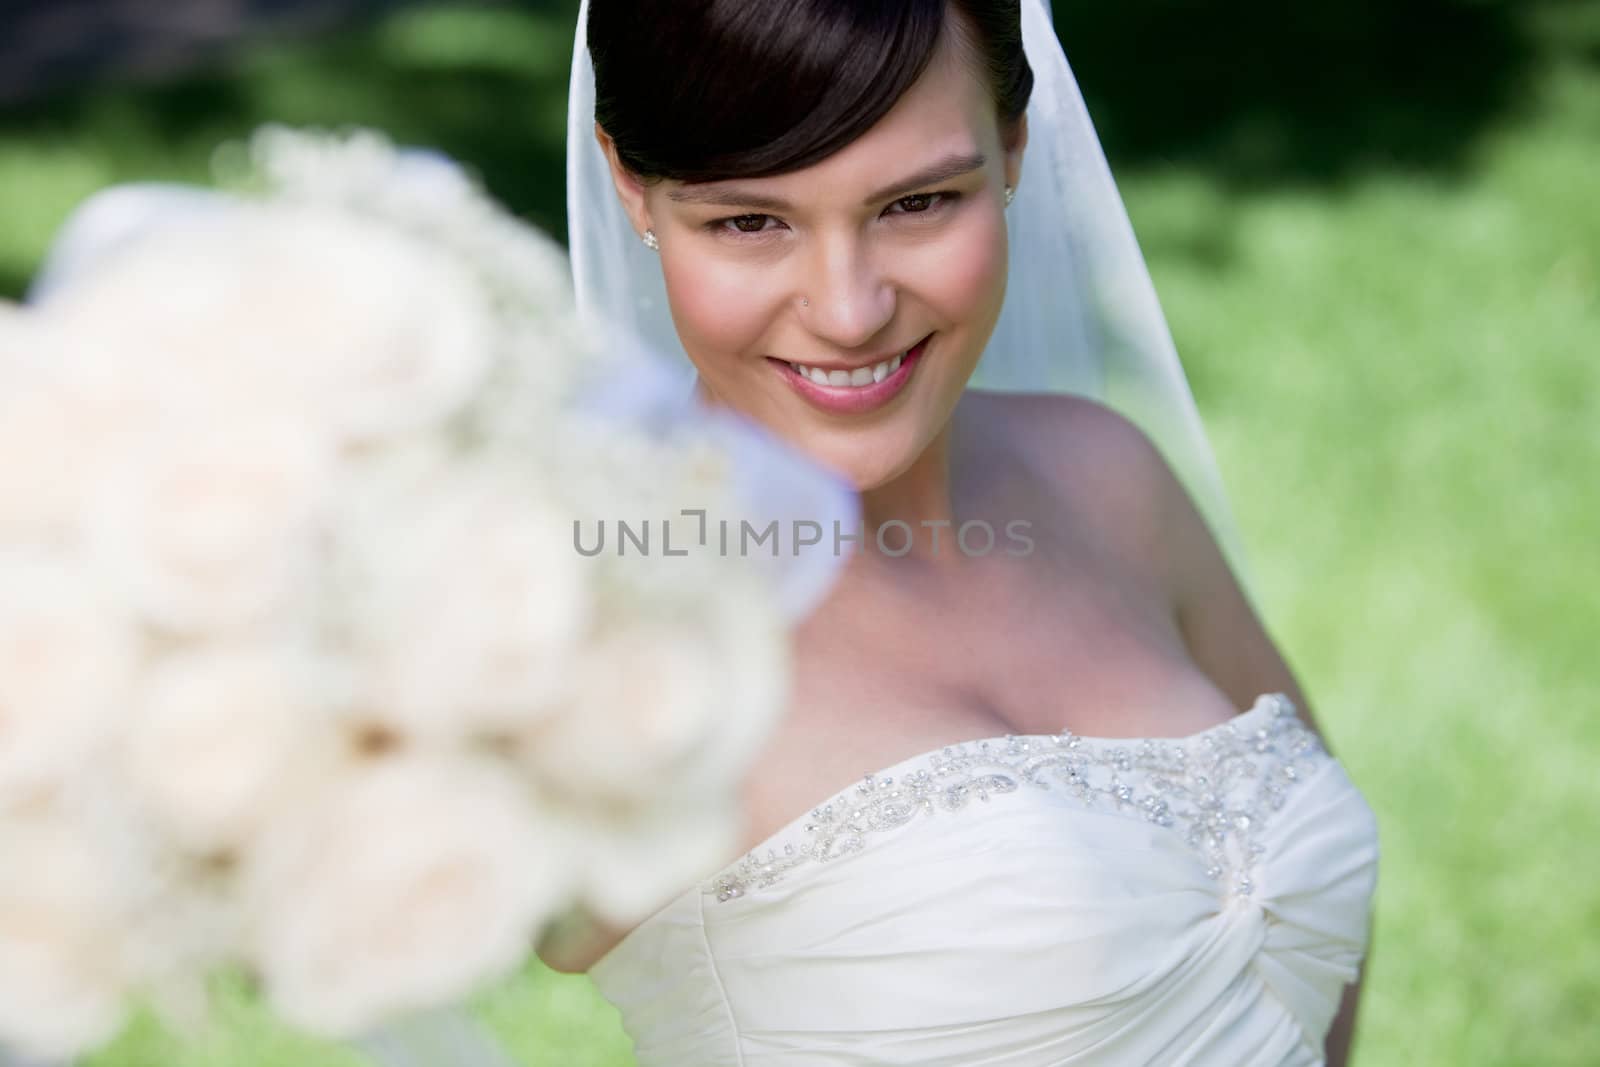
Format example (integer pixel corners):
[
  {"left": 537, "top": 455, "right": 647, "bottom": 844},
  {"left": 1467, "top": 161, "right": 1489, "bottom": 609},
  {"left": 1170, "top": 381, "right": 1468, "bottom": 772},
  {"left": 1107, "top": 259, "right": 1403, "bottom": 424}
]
[
  {"left": 690, "top": 376, "right": 974, "bottom": 570},
  {"left": 855, "top": 419, "right": 966, "bottom": 568}
]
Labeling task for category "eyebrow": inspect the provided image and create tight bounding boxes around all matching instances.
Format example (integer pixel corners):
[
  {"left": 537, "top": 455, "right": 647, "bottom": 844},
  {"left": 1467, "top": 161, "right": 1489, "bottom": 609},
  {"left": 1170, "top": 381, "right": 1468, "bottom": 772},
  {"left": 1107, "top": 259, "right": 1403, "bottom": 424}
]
[{"left": 664, "top": 151, "right": 988, "bottom": 211}]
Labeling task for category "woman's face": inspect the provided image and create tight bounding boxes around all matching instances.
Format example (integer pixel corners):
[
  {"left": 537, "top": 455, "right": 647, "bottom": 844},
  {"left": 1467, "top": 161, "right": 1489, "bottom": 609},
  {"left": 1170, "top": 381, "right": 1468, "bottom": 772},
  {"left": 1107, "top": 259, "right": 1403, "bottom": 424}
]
[{"left": 600, "top": 27, "right": 1026, "bottom": 491}]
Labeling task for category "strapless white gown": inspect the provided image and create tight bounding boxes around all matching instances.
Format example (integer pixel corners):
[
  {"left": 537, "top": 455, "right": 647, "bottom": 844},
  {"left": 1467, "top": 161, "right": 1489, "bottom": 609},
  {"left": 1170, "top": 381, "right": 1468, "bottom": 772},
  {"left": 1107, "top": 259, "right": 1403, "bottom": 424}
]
[{"left": 589, "top": 692, "right": 1379, "bottom": 1066}]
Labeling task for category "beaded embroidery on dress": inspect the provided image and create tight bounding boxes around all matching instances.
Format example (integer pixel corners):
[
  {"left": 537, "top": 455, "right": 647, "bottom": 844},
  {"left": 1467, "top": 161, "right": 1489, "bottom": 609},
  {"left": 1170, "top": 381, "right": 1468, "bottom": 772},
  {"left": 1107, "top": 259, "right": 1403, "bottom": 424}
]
[
  {"left": 710, "top": 692, "right": 1320, "bottom": 904},
  {"left": 590, "top": 692, "right": 1379, "bottom": 1066}
]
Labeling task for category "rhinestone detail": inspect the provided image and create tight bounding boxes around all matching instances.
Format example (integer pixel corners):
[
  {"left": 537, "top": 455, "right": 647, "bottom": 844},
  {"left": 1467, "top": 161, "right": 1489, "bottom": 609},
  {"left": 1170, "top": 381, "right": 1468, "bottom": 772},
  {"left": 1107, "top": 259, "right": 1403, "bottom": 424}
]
[{"left": 709, "top": 693, "right": 1324, "bottom": 903}]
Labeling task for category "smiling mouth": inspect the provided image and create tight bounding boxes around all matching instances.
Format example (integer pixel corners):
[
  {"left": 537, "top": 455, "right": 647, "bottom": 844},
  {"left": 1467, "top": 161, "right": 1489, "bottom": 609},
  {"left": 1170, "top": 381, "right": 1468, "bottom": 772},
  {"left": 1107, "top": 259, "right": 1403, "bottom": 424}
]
[
  {"left": 766, "top": 332, "right": 934, "bottom": 415},
  {"left": 770, "top": 332, "right": 935, "bottom": 389}
]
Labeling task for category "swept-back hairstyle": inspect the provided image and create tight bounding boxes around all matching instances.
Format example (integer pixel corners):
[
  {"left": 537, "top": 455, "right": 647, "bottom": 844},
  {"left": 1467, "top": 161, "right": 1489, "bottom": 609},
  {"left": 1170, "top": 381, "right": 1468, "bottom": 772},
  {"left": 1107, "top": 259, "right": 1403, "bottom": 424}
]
[{"left": 588, "top": 0, "right": 1032, "bottom": 184}]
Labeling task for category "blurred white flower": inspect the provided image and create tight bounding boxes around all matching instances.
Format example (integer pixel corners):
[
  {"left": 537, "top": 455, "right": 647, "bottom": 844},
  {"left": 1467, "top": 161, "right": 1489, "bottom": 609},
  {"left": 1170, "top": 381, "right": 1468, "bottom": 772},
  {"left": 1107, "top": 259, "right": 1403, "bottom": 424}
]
[
  {"left": 0, "top": 550, "right": 137, "bottom": 808},
  {"left": 247, "top": 125, "right": 576, "bottom": 322},
  {"left": 0, "top": 123, "right": 812, "bottom": 1058},
  {"left": 0, "top": 300, "right": 41, "bottom": 370},
  {"left": 243, "top": 752, "right": 573, "bottom": 1037},
  {"left": 121, "top": 645, "right": 345, "bottom": 856},
  {"left": 565, "top": 798, "right": 744, "bottom": 929},
  {"left": 672, "top": 579, "right": 793, "bottom": 804},
  {"left": 246, "top": 127, "right": 596, "bottom": 439},
  {"left": 84, "top": 416, "right": 335, "bottom": 635},
  {"left": 0, "top": 313, "right": 136, "bottom": 547},
  {"left": 0, "top": 811, "right": 138, "bottom": 1059},
  {"left": 24, "top": 777, "right": 225, "bottom": 1041},
  {"left": 247, "top": 126, "right": 480, "bottom": 223},
  {"left": 40, "top": 202, "right": 497, "bottom": 446},
  {"left": 0, "top": 319, "right": 73, "bottom": 543},
  {"left": 512, "top": 619, "right": 721, "bottom": 803},
  {"left": 512, "top": 581, "right": 789, "bottom": 807},
  {"left": 552, "top": 413, "right": 746, "bottom": 581},
  {"left": 353, "top": 466, "right": 591, "bottom": 738}
]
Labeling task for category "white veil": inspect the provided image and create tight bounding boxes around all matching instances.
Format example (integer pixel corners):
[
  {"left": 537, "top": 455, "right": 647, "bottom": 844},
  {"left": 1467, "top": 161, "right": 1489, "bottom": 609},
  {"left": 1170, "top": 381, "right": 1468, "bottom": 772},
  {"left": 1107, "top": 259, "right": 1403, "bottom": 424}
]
[{"left": 565, "top": 0, "right": 1257, "bottom": 594}]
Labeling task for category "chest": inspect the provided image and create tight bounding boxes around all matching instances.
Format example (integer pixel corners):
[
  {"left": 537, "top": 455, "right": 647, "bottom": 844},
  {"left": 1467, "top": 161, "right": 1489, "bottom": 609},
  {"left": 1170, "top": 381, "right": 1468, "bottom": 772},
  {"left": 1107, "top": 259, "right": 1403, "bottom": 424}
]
[{"left": 734, "top": 527, "right": 1239, "bottom": 860}]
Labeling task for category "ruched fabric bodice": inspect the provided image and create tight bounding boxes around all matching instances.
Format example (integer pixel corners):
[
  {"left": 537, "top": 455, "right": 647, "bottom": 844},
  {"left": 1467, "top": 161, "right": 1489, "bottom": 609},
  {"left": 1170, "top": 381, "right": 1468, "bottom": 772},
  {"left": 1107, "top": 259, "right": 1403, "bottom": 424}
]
[{"left": 589, "top": 693, "right": 1380, "bottom": 1066}]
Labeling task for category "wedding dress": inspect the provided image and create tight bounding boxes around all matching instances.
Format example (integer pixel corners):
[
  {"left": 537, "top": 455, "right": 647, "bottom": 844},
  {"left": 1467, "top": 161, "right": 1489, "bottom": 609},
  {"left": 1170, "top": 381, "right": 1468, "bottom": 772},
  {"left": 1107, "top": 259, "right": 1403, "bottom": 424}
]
[{"left": 588, "top": 691, "right": 1378, "bottom": 1065}]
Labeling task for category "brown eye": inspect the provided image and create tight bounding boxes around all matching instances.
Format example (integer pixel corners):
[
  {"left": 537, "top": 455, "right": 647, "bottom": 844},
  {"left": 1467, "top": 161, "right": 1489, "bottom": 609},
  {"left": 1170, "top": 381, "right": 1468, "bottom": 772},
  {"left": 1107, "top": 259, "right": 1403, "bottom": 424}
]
[
  {"left": 886, "top": 191, "right": 960, "bottom": 219},
  {"left": 732, "top": 215, "right": 769, "bottom": 233}
]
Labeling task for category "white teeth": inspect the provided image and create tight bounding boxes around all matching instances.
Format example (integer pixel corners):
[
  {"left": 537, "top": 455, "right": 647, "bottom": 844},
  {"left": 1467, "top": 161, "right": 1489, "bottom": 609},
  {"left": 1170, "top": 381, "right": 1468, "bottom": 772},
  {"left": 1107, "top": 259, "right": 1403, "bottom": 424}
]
[{"left": 790, "top": 347, "right": 914, "bottom": 389}]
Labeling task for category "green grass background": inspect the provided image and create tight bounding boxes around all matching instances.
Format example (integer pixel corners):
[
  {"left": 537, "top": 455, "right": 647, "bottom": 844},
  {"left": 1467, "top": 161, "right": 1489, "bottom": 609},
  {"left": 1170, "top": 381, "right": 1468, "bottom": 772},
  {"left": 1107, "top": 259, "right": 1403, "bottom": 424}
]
[{"left": 1, "top": 1, "right": 1595, "bottom": 1063}]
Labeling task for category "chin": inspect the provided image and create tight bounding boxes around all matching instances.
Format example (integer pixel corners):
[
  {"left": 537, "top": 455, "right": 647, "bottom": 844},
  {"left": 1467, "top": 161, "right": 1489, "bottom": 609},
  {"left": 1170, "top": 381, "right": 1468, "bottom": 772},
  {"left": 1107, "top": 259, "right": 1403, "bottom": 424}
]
[
  {"left": 699, "top": 336, "right": 973, "bottom": 491},
  {"left": 811, "top": 396, "right": 969, "bottom": 496},
  {"left": 807, "top": 432, "right": 925, "bottom": 493}
]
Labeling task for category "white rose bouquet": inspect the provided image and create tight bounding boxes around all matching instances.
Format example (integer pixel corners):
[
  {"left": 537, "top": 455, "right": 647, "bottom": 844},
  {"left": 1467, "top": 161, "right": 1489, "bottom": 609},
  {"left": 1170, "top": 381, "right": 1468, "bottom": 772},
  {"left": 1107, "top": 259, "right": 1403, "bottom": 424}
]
[{"left": 0, "top": 127, "right": 854, "bottom": 1065}]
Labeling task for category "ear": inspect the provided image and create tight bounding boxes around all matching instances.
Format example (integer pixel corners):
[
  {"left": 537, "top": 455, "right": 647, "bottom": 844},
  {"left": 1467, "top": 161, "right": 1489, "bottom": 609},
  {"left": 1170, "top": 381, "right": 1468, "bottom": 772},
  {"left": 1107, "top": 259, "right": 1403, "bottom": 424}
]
[
  {"left": 1002, "top": 113, "right": 1028, "bottom": 195},
  {"left": 594, "top": 122, "right": 655, "bottom": 240}
]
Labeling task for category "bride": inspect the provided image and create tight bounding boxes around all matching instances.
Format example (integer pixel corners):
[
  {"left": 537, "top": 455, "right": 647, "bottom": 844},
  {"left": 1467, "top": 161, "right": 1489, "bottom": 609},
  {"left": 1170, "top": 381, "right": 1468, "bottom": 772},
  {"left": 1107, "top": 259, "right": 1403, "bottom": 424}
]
[{"left": 547, "top": 0, "right": 1379, "bottom": 1064}]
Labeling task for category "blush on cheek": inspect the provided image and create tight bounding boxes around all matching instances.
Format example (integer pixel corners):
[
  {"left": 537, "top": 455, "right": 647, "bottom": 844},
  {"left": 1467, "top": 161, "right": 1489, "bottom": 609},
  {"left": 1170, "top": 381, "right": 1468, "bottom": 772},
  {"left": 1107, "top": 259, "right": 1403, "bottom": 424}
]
[
  {"left": 937, "top": 216, "right": 1008, "bottom": 318},
  {"left": 659, "top": 255, "right": 773, "bottom": 373}
]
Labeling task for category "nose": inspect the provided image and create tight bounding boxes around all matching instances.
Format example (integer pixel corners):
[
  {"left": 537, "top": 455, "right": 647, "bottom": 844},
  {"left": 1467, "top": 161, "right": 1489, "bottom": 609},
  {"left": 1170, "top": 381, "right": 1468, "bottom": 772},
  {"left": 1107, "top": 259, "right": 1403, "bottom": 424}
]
[{"left": 800, "top": 235, "right": 895, "bottom": 351}]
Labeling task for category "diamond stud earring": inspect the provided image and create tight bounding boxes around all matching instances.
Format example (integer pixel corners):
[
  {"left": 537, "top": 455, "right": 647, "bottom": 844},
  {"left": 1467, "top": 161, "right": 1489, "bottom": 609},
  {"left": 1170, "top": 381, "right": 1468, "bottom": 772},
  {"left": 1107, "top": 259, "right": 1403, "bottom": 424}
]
[
  {"left": 1004, "top": 185, "right": 1015, "bottom": 207},
  {"left": 642, "top": 229, "right": 659, "bottom": 251}
]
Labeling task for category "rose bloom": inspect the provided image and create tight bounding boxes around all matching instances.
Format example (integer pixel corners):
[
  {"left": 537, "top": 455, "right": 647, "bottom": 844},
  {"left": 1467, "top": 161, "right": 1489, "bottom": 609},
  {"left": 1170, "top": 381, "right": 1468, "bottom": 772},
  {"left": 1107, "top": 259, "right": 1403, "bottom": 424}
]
[
  {"left": 120, "top": 643, "right": 345, "bottom": 856},
  {"left": 0, "top": 549, "right": 137, "bottom": 808},
  {"left": 0, "top": 310, "right": 144, "bottom": 547},
  {"left": 514, "top": 579, "right": 789, "bottom": 808},
  {"left": 83, "top": 415, "right": 335, "bottom": 637},
  {"left": 241, "top": 751, "right": 574, "bottom": 1036},
  {"left": 350, "top": 463, "right": 591, "bottom": 740},
  {"left": 0, "top": 810, "right": 140, "bottom": 1059},
  {"left": 36, "top": 201, "right": 497, "bottom": 448},
  {"left": 566, "top": 795, "right": 745, "bottom": 928}
]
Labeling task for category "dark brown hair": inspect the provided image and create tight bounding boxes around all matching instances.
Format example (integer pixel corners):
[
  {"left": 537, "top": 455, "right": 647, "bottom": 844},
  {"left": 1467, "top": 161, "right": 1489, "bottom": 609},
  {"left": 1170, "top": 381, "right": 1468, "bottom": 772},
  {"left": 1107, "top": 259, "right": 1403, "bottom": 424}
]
[{"left": 588, "top": 0, "right": 1032, "bottom": 184}]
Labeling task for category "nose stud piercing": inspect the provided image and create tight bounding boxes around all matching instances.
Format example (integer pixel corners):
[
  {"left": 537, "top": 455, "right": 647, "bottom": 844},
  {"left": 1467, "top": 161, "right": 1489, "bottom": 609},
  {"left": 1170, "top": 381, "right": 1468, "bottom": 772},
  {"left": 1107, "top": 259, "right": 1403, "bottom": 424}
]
[{"left": 801, "top": 297, "right": 809, "bottom": 307}]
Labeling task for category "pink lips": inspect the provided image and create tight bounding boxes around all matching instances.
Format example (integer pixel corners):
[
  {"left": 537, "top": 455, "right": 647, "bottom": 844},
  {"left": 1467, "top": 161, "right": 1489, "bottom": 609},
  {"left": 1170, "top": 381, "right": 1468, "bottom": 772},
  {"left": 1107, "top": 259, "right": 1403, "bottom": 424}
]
[{"left": 773, "top": 334, "right": 932, "bottom": 415}]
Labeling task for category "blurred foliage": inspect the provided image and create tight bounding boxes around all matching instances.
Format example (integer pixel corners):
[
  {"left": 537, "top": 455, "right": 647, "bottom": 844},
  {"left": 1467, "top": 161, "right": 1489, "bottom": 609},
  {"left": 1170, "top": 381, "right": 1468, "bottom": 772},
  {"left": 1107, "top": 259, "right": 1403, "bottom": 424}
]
[
  {"left": 0, "top": 0, "right": 581, "bottom": 298},
  {"left": 2, "top": 0, "right": 1597, "bottom": 1064},
  {"left": 0, "top": 0, "right": 1571, "bottom": 291},
  {"left": 1058, "top": 0, "right": 1538, "bottom": 183}
]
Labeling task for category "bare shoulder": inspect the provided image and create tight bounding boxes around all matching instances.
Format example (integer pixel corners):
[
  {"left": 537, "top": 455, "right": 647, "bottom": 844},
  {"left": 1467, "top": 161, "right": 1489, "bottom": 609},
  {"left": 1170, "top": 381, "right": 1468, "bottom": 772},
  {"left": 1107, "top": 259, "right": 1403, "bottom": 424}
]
[
  {"left": 961, "top": 387, "right": 1145, "bottom": 439},
  {"left": 961, "top": 390, "right": 1319, "bottom": 730},
  {"left": 959, "top": 389, "right": 1178, "bottom": 576},
  {"left": 962, "top": 390, "right": 1175, "bottom": 494}
]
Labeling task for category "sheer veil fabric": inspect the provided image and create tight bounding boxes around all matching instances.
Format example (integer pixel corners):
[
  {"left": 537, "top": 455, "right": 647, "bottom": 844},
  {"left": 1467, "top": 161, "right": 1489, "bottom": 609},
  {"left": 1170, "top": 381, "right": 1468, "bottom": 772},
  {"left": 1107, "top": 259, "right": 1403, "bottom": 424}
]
[{"left": 565, "top": 0, "right": 1259, "bottom": 595}]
